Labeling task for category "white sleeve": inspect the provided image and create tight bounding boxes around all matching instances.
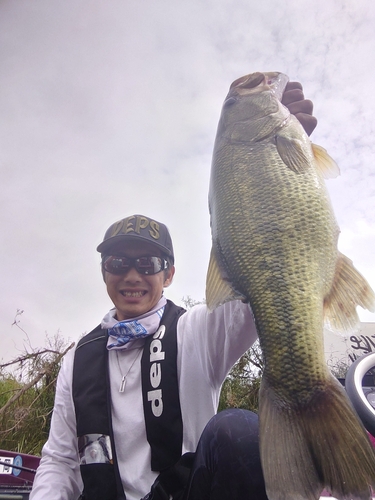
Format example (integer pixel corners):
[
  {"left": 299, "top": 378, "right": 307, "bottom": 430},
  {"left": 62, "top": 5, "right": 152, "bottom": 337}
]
[
  {"left": 30, "top": 349, "right": 83, "bottom": 500},
  {"left": 178, "top": 300, "right": 258, "bottom": 389}
]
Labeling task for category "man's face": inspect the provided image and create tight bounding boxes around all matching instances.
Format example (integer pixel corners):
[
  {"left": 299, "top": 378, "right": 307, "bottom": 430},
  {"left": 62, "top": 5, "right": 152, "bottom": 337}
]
[{"left": 103, "top": 240, "right": 175, "bottom": 320}]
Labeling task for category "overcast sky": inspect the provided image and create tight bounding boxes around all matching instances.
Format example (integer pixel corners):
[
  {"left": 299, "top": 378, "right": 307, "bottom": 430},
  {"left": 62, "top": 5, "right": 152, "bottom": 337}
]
[{"left": 1, "top": 0, "right": 374, "bottom": 362}]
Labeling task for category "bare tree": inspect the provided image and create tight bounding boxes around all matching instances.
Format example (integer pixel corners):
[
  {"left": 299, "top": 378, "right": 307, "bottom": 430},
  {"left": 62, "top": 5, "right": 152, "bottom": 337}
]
[{"left": 0, "top": 312, "right": 75, "bottom": 455}]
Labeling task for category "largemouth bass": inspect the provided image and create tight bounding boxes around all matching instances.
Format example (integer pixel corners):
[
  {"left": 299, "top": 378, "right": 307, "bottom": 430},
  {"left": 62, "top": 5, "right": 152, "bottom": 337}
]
[{"left": 206, "top": 71, "right": 375, "bottom": 500}]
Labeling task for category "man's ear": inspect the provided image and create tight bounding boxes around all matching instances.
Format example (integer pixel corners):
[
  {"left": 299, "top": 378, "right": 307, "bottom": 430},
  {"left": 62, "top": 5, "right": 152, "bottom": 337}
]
[{"left": 164, "top": 265, "right": 175, "bottom": 288}]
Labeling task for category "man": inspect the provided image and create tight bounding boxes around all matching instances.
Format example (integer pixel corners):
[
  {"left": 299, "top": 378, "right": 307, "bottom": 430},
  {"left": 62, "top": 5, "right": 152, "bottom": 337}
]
[{"left": 30, "top": 82, "right": 317, "bottom": 500}]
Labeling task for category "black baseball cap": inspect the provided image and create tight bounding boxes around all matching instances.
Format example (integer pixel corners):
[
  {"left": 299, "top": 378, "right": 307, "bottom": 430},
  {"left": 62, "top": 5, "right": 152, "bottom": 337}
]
[{"left": 97, "top": 214, "right": 174, "bottom": 262}]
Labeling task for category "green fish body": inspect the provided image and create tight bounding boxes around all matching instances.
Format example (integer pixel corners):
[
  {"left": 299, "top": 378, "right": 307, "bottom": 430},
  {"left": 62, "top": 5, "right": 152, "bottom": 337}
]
[{"left": 206, "top": 72, "right": 375, "bottom": 500}]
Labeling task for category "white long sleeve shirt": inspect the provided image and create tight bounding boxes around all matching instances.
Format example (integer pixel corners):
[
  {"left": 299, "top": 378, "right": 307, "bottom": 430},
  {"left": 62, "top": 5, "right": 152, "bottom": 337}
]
[{"left": 30, "top": 301, "right": 257, "bottom": 500}]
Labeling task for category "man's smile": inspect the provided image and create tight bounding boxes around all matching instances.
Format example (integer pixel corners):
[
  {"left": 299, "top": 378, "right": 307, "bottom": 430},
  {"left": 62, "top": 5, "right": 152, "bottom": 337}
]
[{"left": 120, "top": 290, "right": 146, "bottom": 298}]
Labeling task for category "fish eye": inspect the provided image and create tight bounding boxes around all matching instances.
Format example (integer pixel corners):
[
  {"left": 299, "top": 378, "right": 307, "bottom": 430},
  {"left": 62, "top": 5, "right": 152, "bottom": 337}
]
[{"left": 224, "top": 97, "right": 237, "bottom": 106}]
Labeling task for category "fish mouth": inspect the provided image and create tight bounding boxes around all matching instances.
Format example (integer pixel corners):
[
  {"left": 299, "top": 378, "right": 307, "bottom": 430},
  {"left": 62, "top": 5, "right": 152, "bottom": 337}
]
[{"left": 229, "top": 71, "right": 289, "bottom": 100}]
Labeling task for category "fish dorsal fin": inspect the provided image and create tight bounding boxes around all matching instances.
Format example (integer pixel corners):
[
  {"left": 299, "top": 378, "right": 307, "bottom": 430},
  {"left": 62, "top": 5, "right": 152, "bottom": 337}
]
[
  {"left": 206, "top": 247, "right": 245, "bottom": 311},
  {"left": 312, "top": 144, "right": 340, "bottom": 179},
  {"left": 324, "top": 252, "right": 375, "bottom": 333},
  {"left": 275, "top": 133, "right": 312, "bottom": 174}
]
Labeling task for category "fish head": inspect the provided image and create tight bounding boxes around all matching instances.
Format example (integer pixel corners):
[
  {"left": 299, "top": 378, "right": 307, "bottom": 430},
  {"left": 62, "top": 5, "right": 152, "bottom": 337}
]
[
  {"left": 229, "top": 71, "right": 289, "bottom": 101},
  {"left": 215, "top": 71, "right": 290, "bottom": 143}
]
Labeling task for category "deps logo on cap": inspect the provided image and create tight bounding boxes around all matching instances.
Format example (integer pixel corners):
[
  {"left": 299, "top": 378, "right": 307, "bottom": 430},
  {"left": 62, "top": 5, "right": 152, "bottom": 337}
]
[{"left": 97, "top": 214, "right": 174, "bottom": 261}]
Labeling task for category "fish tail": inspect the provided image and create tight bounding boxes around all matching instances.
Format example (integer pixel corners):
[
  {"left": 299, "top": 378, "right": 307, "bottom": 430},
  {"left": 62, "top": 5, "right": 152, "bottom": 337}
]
[
  {"left": 324, "top": 252, "right": 375, "bottom": 333},
  {"left": 259, "top": 375, "right": 375, "bottom": 500}
]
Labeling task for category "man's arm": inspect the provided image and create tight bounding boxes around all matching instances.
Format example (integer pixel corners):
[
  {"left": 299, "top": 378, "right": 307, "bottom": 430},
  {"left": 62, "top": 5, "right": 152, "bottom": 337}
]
[
  {"left": 30, "top": 349, "right": 83, "bottom": 500},
  {"left": 179, "top": 301, "right": 258, "bottom": 388}
]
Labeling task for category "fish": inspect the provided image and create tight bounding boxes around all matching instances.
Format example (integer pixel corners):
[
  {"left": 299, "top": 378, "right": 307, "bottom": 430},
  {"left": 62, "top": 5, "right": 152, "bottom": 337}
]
[{"left": 206, "top": 71, "right": 375, "bottom": 500}]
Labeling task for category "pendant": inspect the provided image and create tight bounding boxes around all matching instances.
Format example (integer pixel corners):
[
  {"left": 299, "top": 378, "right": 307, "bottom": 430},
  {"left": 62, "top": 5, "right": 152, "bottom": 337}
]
[{"left": 119, "top": 376, "right": 126, "bottom": 393}]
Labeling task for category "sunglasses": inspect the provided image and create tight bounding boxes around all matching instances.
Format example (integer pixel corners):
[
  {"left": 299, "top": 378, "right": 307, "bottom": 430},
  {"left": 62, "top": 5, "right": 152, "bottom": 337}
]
[{"left": 103, "top": 255, "right": 168, "bottom": 276}]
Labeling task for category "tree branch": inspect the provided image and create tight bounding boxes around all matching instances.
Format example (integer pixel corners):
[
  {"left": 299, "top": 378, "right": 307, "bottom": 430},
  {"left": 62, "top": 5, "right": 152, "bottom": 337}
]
[{"left": 0, "top": 342, "right": 74, "bottom": 416}]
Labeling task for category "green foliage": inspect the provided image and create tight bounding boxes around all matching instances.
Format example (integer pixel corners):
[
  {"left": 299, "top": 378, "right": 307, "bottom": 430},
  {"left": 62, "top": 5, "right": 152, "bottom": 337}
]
[
  {"left": 0, "top": 375, "right": 54, "bottom": 455},
  {"left": 0, "top": 327, "right": 74, "bottom": 456},
  {"left": 219, "top": 373, "right": 261, "bottom": 412},
  {"left": 0, "top": 377, "right": 21, "bottom": 408},
  {"left": 218, "top": 341, "right": 263, "bottom": 412}
]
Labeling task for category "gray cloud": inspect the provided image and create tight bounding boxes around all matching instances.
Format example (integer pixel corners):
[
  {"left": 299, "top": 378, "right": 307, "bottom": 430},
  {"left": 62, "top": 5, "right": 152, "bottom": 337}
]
[{"left": 1, "top": 0, "right": 374, "bottom": 360}]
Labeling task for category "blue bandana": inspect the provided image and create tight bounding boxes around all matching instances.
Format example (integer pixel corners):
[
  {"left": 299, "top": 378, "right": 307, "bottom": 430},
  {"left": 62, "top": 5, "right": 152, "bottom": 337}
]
[{"left": 104, "top": 298, "right": 167, "bottom": 349}]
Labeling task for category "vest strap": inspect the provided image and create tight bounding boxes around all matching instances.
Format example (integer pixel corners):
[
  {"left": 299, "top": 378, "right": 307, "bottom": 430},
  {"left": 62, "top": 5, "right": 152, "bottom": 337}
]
[
  {"left": 141, "top": 301, "right": 186, "bottom": 471},
  {"left": 74, "top": 328, "right": 125, "bottom": 500}
]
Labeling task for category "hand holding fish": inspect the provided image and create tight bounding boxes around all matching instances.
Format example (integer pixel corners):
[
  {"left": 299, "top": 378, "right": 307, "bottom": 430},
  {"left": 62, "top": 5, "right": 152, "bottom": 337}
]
[{"left": 282, "top": 81, "right": 317, "bottom": 136}]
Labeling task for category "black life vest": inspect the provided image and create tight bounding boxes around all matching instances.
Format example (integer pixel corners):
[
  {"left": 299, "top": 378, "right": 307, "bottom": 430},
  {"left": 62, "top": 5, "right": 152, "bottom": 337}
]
[{"left": 72, "top": 300, "right": 186, "bottom": 500}]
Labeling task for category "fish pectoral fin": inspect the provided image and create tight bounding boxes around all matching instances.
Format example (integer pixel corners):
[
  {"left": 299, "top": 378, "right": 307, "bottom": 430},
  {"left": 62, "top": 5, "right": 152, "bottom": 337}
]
[
  {"left": 324, "top": 252, "right": 375, "bottom": 333},
  {"left": 312, "top": 143, "right": 340, "bottom": 179},
  {"left": 205, "top": 248, "right": 246, "bottom": 310},
  {"left": 275, "top": 133, "right": 312, "bottom": 174}
]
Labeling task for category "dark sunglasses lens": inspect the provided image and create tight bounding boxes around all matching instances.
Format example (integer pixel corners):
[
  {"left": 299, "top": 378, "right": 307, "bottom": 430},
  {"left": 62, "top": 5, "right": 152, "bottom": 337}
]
[
  {"left": 104, "top": 256, "right": 131, "bottom": 274},
  {"left": 104, "top": 256, "right": 166, "bottom": 275},
  {"left": 136, "top": 256, "right": 164, "bottom": 274}
]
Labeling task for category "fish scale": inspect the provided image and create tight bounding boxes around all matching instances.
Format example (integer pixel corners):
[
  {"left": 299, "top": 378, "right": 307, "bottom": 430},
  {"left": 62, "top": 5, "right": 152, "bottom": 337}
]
[
  {"left": 213, "top": 142, "right": 333, "bottom": 377},
  {"left": 206, "top": 71, "right": 375, "bottom": 500}
]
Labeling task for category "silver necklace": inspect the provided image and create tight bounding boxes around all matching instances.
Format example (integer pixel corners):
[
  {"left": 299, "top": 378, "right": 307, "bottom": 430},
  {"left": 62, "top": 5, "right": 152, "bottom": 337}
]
[{"left": 116, "top": 349, "right": 142, "bottom": 393}]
